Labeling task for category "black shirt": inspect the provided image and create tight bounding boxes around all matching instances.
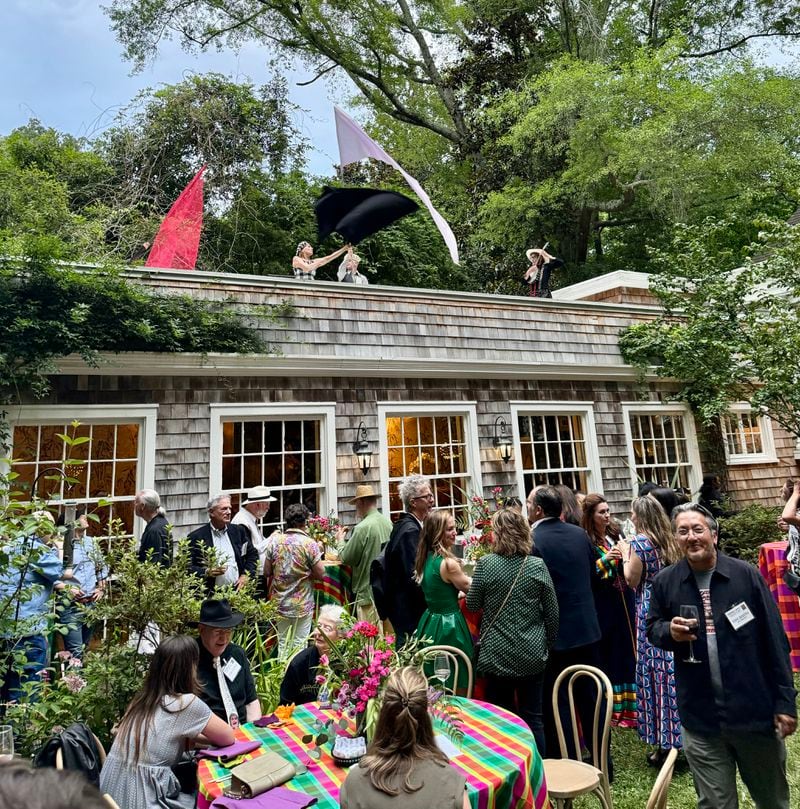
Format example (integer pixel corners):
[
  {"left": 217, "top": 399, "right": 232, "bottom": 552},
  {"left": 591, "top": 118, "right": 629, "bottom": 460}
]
[
  {"left": 138, "top": 514, "right": 171, "bottom": 566},
  {"left": 196, "top": 639, "right": 258, "bottom": 725},
  {"left": 279, "top": 645, "right": 321, "bottom": 706},
  {"left": 647, "top": 553, "right": 796, "bottom": 735}
]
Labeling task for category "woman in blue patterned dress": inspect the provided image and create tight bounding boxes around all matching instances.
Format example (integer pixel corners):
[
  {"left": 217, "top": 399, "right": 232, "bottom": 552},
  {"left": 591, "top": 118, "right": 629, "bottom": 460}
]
[{"left": 621, "top": 495, "right": 683, "bottom": 766}]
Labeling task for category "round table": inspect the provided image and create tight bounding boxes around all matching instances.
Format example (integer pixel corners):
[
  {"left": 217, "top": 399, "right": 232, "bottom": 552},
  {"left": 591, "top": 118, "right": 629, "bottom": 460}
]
[
  {"left": 758, "top": 541, "right": 800, "bottom": 672},
  {"left": 198, "top": 699, "right": 550, "bottom": 809},
  {"left": 313, "top": 562, "right": 353, "bottom": 609}
]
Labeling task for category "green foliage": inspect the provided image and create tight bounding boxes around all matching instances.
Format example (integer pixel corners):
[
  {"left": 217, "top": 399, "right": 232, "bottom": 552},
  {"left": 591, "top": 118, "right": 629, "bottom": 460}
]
[
  {"left": 0, "top": 237, "right": 271, "bottom": 402},
  {"left": 619, "top": 217, "right": 800, "bottom": 439},
  {"left": 719, "top": 504, "right": 786, "bottom": 565}
]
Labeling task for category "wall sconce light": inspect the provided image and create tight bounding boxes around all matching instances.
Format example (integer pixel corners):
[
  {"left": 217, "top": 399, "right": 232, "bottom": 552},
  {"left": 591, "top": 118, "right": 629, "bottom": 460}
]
[
  {"left": 352, "top": 421, "right": 373, "bottom": 476},
  {"left": 493, "top": 416, "right": 513, "bottom": 464}
]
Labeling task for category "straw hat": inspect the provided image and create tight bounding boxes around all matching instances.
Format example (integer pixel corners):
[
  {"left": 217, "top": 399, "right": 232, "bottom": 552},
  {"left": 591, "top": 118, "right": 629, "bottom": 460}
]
[
  {"left": 348, "top": 484, "right": 378, "bottom": 504},
  {"left": 244, "top": 485, "right": 277, "bottom": 503}
]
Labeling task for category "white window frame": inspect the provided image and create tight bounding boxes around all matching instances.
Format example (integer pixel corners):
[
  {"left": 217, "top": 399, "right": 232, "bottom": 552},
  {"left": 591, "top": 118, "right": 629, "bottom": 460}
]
[
  {"left": 5, "top": 404, "right": 158, "bottom": 535},
  {"left": 209, "top": 403, "right": 337, "bottom": 523},
  {"left": 621, "top": 403, "right": 703, "bottom": 496},
  {"left": 377, "top": 401, "right": 483, "bottom": 519},
  {"left": 721, "top": 404, "right": 777, "bottom": 465},
  {"left": 510, "top": 402, "right": 603, "bottom": 498}
]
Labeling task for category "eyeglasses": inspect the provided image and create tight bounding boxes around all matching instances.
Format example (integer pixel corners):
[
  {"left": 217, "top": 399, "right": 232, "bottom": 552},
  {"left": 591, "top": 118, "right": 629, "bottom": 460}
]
[{"left": 412, "top": 493, "right": 435, "bottom": 501}]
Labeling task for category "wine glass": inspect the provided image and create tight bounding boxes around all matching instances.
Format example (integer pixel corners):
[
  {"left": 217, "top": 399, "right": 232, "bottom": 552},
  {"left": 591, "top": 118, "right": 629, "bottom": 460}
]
[
  {"left": 679, "top": 605, "right": 701, "bottom": 664},
  {"left": 0, "top": 726, "right": 13, "bottom": 761},
  {"left": 433, "top": 653, "right": 451, "bottom": 686}
]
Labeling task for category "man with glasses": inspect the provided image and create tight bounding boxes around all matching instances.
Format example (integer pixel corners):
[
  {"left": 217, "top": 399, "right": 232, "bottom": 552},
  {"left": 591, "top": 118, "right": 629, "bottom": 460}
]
[
  {"left": 384, "top": 475, "right": 434, "bottom": 646},
  {"left": 195, "top": 599, "right": 261, "bottom": 727},
  {"left": 648, "top": 503, "right": 796, "bottom": 809}
]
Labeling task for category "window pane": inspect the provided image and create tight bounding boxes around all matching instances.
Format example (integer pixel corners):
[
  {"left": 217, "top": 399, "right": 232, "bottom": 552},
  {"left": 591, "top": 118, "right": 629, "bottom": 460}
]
[
  {"left": 243, "top": 422, "right": 262, "bottom": 454},
  {"left": 89, "top": 462, "right": 113, "bottom": 498},
  {"left": 284, "top": 421, "right": 302, "bottom": 452},
  {"left": 13, "top": 426, "right": 38, "bottom": 462},
  {"left": 263, "top": 422, "right": 281, "bottom": 453},
  {"left": 39, "top": 426, "right": 65, "bottom": 462},
  {"left": 243, "top": 455, "right": 262, "bottom": 488}
]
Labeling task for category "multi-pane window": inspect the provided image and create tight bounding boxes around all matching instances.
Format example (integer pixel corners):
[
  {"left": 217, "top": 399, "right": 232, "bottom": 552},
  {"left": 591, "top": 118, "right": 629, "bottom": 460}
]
[
  {"left": 11, "top": 422, "right": 140, "bottom": 535},
  {"left": 517, "top": 413, "right": 591, "bottom": 494},
  {"left": 385, "top": 415, "right": 470, "bottom": 525},
  {"left": 627, "top": 412, "right": 693, "bottom": 489},
  {"left": 221, "top": 418, "right": 323, "bottom": 533},
  {"left": 721, "top": 408, "right": 775, "bottom": 464}
]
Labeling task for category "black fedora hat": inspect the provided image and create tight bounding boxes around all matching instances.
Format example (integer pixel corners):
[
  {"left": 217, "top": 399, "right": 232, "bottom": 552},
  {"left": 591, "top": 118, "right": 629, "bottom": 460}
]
[{"left": 195, "top": 599, "right": 243, "bottom": 629}]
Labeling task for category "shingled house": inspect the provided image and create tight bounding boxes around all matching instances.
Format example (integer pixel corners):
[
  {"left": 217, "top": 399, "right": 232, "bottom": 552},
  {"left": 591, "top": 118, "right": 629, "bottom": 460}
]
[{"left": 7, "top": 267, "right": 798, "bottom": 539}]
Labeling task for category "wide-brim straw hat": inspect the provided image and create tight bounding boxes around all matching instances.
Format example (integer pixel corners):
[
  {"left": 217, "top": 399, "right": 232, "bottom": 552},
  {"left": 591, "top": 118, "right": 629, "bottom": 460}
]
[
  {"left": 348, "top": 484, "right": 378, "bottom": 504},
  {"left": 244, "top": 485, "right": 277, "bottom": 503}
]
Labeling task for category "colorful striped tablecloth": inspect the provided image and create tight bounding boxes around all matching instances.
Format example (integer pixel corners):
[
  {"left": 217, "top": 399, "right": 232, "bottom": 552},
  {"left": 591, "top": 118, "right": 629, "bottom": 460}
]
[
  {"left": 313, "top": 562, "right": 353, "bottom": 609},
  {"left": 758, "top": 541, "right": 800, "bottom": 673},
  {"left": 198, "top": 699, "right": 549, "bottom": 809}
]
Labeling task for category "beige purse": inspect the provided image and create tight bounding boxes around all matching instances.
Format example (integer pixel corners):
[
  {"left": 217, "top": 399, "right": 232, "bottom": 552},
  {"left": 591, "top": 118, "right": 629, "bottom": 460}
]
[{"left": 223, "top": 752, "right": 296, "bottom": 798}]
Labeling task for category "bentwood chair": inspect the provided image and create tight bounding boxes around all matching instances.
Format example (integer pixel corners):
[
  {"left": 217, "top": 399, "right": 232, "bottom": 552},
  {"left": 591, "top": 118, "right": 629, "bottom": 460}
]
[
  {"left": 543, "top": 664, "right": 613, "bottom": 809},
  {"left": 645, "top": 748, "right": 678, "bottom": 809},
  {"left": 103, "top": 795, "right": 121, "bottom": 809},
  {"left": 55, "top": 730, "right": 107, "bottom": 770},
  {"left": 420, "top": 644, "right": 474, "bottom": 698}
]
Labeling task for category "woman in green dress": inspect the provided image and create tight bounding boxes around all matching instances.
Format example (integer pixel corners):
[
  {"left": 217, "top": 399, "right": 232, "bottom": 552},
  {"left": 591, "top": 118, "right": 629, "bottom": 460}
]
[{"left": 413, "top": 510, "right": 473, "bottom": 692}]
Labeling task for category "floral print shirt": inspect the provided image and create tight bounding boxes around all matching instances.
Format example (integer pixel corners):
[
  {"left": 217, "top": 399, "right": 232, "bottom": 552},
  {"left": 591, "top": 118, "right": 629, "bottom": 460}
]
[{"left": 265, "top": 529, "right": 322, "bottom": 618}]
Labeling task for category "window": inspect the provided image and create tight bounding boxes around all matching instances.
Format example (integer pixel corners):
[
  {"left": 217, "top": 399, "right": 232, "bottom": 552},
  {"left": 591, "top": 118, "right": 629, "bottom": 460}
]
[
  {"left": 379, "top": 403, "right": 481, "bottom": 525},
  {"left": 622, "top": 404, "right": 702, "bottom": 493},
  {"left": 511, "top": 403, "right": 602, "bottom": 497},
  {"left": 8, "top": 406, "right": 157, "bottom": 537},
  {"left": 721, "top": 406, "right": 776, "bottom": 464},
  {"left": 210, "top": 404, "right": 336, "bottom": 534}
]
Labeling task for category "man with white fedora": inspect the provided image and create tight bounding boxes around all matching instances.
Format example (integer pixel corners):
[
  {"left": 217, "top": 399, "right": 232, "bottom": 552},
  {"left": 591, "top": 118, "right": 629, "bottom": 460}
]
[
  {"left": 340, "top": 484, "right": 392, "bottom": 623},
  {"left": 232, "top": 485, "right": 277, "bottom": 596}
]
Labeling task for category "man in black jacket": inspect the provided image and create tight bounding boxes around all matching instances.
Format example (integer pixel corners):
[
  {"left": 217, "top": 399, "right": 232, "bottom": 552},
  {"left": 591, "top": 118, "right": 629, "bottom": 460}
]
[
  {"left": 134, "top": 488, "right": 171, "bottom": 566},
  {"left": 648, "top": 503, "right": 796, "bottom": 809},
  {"left": 529, "top": 485, "right": 603, "bottom": 760},
  {"left": 188, "top": 495, "right": 258, "bottom": 594},
  {"left": 384, "top": 475, "right": 433, "bottom": 646}
]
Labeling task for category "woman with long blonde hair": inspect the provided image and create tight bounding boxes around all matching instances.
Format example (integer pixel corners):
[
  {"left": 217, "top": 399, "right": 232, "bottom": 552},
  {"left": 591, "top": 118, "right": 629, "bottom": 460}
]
[
  {"left": 581, "top": 493, "right": 637, "bottom": 728},
  {"left": 339, "top": 666, "right": 469, "bottom": 808},
  {"left": 413, "top": 510, "right": 472, "bottom": 691},
  {"left": 621, "top": 496, "right": 683, "bottom": 765}
]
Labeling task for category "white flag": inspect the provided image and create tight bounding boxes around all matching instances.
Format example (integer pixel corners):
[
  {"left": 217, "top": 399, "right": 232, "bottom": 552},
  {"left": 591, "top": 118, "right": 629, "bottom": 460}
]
[{"left": 334, "top": 106, "right": 460, "bottom": 264}]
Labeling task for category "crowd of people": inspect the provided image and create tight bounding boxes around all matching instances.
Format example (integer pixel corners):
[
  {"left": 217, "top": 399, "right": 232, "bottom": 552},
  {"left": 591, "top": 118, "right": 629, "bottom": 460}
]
[{"left": 1, "top": 473, "right": 798, "bottom": 809}]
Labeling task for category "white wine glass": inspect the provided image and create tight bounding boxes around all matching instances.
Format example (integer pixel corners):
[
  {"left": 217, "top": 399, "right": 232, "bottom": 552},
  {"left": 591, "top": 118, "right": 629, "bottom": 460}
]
[
  {"left": 0, "top": 726, "right": 13, "bottom": 761},
  {"left": 680, "top": 604, "right": 701, "bottom": 664},
  {"left": 433, "top": 653, "right": 451, "bottom": 686}
]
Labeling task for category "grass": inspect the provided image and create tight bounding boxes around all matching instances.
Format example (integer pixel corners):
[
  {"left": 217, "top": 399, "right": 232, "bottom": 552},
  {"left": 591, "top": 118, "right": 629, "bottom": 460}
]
[{"left": 571, "top": 676, "right": 800, "bottom": 807}]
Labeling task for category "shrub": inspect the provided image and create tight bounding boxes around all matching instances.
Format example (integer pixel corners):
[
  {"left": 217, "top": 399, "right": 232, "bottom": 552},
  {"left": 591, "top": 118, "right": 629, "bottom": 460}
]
[{"left": 719, "top": 504, "right": 785, "bottom": 565}]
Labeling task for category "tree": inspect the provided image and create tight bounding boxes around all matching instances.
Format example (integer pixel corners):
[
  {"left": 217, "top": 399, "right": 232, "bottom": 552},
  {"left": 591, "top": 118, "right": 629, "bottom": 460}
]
[{"left": 619, "top": 216, "right": 800, "bottom": 440}]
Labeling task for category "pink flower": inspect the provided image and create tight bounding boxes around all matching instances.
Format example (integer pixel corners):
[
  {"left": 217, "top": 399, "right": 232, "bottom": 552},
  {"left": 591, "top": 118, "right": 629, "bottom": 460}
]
[
  {"left": 315, "top": 675, "right": 326, "bottom": 684},
  {"left": 320, "top": 654, "right": 329, "bottom": 666},
  {"left": 67, "top": 657, "right": 83, "bottom": 668},
  {"left": 385, "top": 635, "right": 395, "bottom": 646},
  {"left": 353, "top": 621, "right": 379, "bottom": 638},
  {"left": 55, "top": 651, "right": 72, "bottom": 661},
  {"left": 63, "top": 673, "right": 87, "bottom": 693}
]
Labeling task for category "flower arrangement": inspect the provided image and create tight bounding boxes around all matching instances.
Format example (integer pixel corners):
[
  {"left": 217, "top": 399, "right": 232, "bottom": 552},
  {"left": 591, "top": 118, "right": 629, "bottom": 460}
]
[
  {"left": 307, "top": 512, "right": 343, "bottom": 556},
  {"left": 315, "top": 619, "right": 461, "bottom": 744},
  {"left": 462, "top": 486, "right": 510, "bottom": 563}
]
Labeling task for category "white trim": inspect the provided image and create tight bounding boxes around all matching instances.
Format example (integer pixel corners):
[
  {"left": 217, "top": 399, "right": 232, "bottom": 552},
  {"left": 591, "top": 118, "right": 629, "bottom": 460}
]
[
  {"left": 6, "top": 404, "right": 158, "bottom": 533},
  {"left": 376, "top": 401, "right": 483, "bottom": 514},
  {"left": 509, "top": 402, "right": 603, "bottom": 497},
  {"left": 54, "top": 353, "right": 662, "bottom": 382},
  {"left": 551, "top": 270, "right": 652, "bottom": 301},
  {"left": 208, "top": 403, "right": 337, "bottom": 517},
  {"left": 721, "top": 404, "right": 777, "bottom": 465},
  {"left": 621, "top": 403, "right": 703, "bottom": 495}
]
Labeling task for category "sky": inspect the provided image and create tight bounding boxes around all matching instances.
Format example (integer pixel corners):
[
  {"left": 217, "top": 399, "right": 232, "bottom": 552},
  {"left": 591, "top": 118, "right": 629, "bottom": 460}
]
[{"left": 0, "top": 0, "right": 345, "bottom": 175}]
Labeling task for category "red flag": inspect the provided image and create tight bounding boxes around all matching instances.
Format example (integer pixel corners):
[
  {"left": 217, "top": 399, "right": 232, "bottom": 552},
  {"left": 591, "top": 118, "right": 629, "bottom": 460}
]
[{"left": 145, "top": 167, "right": 205, "bottom": 270}]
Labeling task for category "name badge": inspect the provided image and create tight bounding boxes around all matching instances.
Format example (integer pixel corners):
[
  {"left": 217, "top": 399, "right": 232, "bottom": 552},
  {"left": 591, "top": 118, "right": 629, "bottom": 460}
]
[
  {"left": 725, "top": 601, "right": 755, "bottom": 630},
  {"left": 222, "top": 657, "right": 242, "bottom": 681}
]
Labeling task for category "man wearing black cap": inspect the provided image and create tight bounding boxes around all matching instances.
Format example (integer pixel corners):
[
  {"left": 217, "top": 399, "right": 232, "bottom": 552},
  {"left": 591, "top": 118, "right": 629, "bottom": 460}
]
[{"left": 195, "top": 599, "right": 261, "bottom": 728}]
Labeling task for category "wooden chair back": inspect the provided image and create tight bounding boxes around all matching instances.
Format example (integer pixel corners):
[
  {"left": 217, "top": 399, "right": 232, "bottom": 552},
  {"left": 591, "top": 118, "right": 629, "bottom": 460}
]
[
  {"left": 55, "top": 730, "right": 107, "bottom": 770},
  {"left": 420, "top": 644, "right": 474, "bottom": 698},
  {"left": 552, "top": 664, "right": 613, "bottom": 780},
  {"left": 645, "top": 748, "right": 678, "bottom": 809}
]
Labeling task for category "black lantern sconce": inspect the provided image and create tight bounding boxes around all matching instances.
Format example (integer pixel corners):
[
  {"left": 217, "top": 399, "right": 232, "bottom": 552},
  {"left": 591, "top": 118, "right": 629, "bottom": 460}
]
[
  {"left": 492, "top": 416, "right": 513, "bottom": 464},
  {"left": 352, "top": 421, "right": 373, "bottom": 476}
]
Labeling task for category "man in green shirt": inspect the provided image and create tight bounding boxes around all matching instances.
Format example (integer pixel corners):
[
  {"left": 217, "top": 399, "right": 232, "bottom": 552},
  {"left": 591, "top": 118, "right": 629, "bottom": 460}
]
[{"left": 340, "top": 485, "right": 393, "bottom": 624}]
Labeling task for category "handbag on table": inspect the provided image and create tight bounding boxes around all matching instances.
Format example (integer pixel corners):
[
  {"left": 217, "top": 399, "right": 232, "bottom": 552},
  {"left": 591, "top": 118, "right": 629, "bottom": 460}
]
[{"left": 223, "top": 752, "right": 297, "bottom": 799}]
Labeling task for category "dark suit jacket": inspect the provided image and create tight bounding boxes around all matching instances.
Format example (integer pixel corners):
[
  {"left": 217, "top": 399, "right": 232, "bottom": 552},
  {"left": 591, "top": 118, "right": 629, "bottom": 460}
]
[
  {"left": 187, "top": 522, "right": 258, "bottom": 593},
  {"left": 138, "top": 513, "right": 172, "bottom": 567},
  {"left": 384, "top": 512, "right": 426, "bottom": 639},
  {"left": 532, "top": 517, "right": 601, "bottom": 651}
]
